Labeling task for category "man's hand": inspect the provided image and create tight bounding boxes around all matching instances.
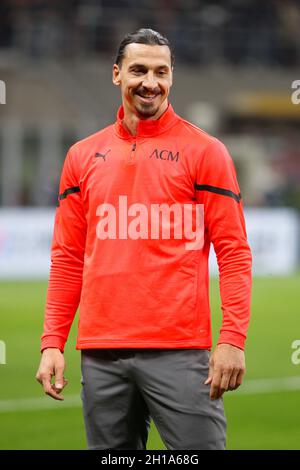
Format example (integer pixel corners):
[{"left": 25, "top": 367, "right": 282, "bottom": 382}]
[
  {"left": 35, "top": 348, "right": 68, "bottom": 400},
  {"left": 204, "top": 343, "right": 245, "bottom": 400}
]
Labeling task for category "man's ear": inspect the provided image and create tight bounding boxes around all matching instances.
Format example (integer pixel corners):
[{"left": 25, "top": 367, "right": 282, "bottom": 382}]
[
  {"left": 112, "top": 64, "right": 121, "bottom": 86},
  {"left": 169, "top": 67, "right": 174, "bottom": 87}
]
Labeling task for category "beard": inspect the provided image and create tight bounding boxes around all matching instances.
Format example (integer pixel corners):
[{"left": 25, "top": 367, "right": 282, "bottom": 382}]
[
  {"left": 133, "top": 86, "right": 162, "bottom": 118},
  {"left": 134, "top": 101, "right": 160, "bottom": 118}
]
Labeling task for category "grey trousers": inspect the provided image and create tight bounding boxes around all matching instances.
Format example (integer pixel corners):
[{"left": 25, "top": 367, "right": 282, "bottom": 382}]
[{"left": 80, "top": 348, "right": 227, "bottom": 450}]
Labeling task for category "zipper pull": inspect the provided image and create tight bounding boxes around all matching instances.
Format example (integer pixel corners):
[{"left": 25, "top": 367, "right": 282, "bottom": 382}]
[{"left": 127, "top": 141, "right": 137, "bottom": 165}]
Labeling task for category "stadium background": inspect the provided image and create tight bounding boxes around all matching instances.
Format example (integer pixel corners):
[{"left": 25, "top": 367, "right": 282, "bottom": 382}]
[{"left": 0, "top": 0, "right": 299, "bottom": 449}]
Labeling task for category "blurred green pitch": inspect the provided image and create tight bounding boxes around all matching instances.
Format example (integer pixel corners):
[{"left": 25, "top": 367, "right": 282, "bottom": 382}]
[{"left": 0, "top": 275, "right": 299, "bottom": 449}]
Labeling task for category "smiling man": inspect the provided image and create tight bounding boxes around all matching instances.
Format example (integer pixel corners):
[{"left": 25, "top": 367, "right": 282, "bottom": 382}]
[
  {"left": 36, "top": 28, "right": 252, "bottom": 450},
  {"left": 113, "top": 39, "right": 172, "bottom": 124}
]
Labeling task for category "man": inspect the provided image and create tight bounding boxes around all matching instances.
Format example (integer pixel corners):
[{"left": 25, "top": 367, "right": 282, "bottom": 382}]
[{"left": 36, "top": 28, "right": 252, "bottom": 450}]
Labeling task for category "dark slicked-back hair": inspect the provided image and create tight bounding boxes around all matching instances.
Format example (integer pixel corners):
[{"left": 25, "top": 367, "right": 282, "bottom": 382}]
[{"left": 115, "top": 28, "right": 175, "bottom": 67}]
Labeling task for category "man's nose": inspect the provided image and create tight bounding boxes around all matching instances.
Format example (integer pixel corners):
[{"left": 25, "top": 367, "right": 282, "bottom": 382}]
[{"left": 142, "top": 73, "right": 158, "bottom": 89}]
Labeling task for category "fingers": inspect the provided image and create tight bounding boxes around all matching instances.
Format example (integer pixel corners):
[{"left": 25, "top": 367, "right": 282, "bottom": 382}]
[
  {"left": 54, "top": 365, "right": 66, "bottom": 391},
  {"left": 227, "top": 367, "right": 245, "bottom": 391},
  {"left": 210, "top": 368, "right": 230, "bottom": 400},
  {"left": 51, "top": 378, "right": 68, "bottom": 398},
  {"left": 228, "top": 370, "right": 239, "bottom": 390},
  {"left": 235, "top": 368, "right": 245, "bottom": 389},
  {"left": 36, "top": 373, "right": 68, "bottom": 400},
  {"left": 35, "top": 351, "right": 68, "bottom": 401},
  {"left": 204, "top": 344, "right": 246, "bottom": 399},
  {"left": 53, "top": 364, "right": 68, "bottom": 397},
  {"left": 53, "top": 377, "right": 68, "bottom": 396},
  {"left": 218, "top": 367, "right": 233, "bottom": 397},
  {"left": 209, "top": 368, "right": 222, "bottom": 400},
  {"left": 210, "top": 367, "right": 232, "bottom": 400},
  {"left": 209, "top": 367, "right": 245, "bottom": 399},
  {"left": 35, "top": 370, "right": 60, "bottom": 400},
  {"left": 42, "top": 374, "right": 64, "bottom": 400}
]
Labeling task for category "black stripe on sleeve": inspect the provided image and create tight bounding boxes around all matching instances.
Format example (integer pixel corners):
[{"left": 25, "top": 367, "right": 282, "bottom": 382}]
[
  {"left": 59, "top": 186, "right": 80, "bottom": 200},
  {"left": 57, "top": 186, "right": 81, "bottom": 206},
  {"left": 194, "top": 183, "right": 242, "bottom": 203}
]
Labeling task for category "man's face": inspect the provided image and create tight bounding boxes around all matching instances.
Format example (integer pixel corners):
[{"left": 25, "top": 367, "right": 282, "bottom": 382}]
[{"left": 113, "top": 43, "right": 173, "bottom": 119}]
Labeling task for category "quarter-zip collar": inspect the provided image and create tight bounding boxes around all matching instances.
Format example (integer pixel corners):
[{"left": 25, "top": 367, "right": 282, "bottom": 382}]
[{"left": 114, "top": 102, "right": 179, "bottom": 139}]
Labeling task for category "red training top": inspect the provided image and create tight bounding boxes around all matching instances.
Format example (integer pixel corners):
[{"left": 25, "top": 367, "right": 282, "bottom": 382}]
[{"left": 41, "top": 103, "right": 252, "bottom": 353}]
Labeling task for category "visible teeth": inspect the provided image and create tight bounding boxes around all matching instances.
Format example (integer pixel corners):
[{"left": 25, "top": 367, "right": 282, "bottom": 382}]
[{"left": 138, "top": 94, "right": 156, "bottom": 98}]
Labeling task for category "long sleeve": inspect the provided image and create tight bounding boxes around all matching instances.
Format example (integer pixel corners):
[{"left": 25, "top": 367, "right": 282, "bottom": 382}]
[
  {"left": 195, "top": 139, "right": 252, "bottom": 350},
  {"left": 41, "top": 148, "right": 87, "bottom": 353}
]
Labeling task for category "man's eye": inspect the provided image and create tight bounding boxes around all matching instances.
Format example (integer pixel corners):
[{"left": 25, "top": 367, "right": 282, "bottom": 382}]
[
  {"left": 158, "top": 71, "right": 167, "bottom": 76},
  {"left": 132, "top": 70, "right": 144, "bottom": 75}
]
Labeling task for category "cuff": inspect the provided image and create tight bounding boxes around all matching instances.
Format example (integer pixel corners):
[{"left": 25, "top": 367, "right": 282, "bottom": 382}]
[
  {"left": 217, "top": 330, "right": 246, "bottom": 350},
  {"left": 41, "top": 335, "right": 65, "bottom": 354}
]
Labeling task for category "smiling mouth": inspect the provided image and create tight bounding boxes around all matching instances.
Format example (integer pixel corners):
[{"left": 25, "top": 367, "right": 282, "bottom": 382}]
[{"left": 136, "top": 93, "right": 160, "bottom": 103}]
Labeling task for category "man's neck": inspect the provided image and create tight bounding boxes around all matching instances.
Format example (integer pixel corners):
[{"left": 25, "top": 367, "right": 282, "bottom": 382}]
[
  {"left": 122, "top": 101, "right": 168, "bottom": 136},
  {"left": 122, "top": 113, "right": 140, "bottom": 137}
]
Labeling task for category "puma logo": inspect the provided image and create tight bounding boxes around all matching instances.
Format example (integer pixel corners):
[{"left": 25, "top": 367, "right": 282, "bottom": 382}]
[{"left": 95, "top": 149, "right": 111, "bottom": 161}]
